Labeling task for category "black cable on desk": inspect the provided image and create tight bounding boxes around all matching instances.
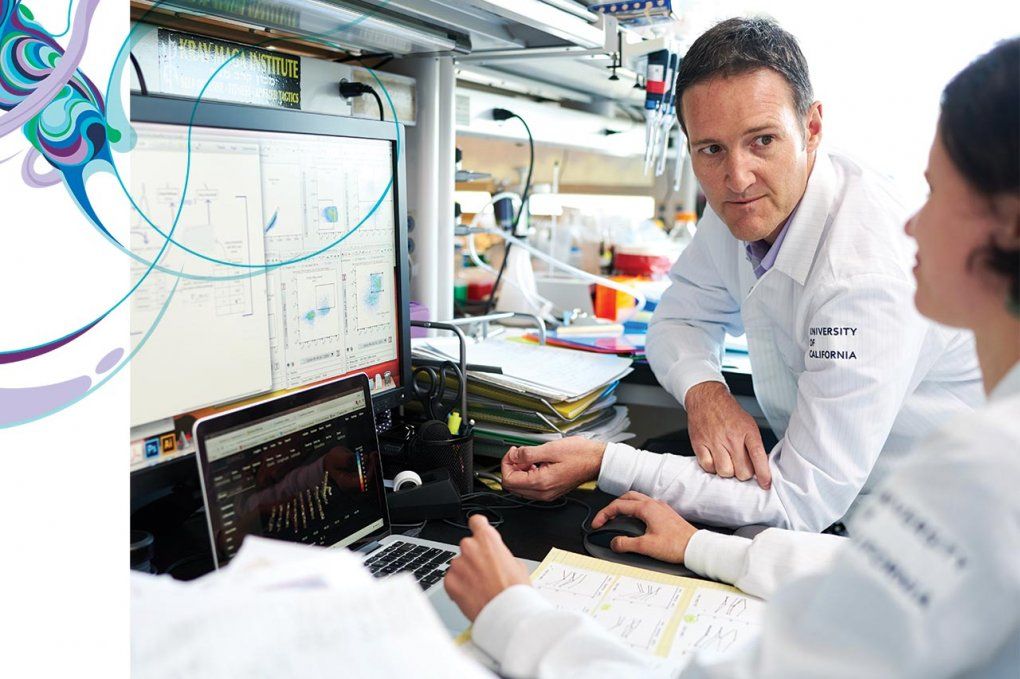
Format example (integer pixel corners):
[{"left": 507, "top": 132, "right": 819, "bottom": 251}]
[{"left": 440, "top": 490, "right": 593, "bottom": 535}]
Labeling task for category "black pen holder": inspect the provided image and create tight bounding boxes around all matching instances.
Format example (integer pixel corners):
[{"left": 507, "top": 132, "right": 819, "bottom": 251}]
[{"left": 411, "top": 424, "right": 474, "bottom": 496}]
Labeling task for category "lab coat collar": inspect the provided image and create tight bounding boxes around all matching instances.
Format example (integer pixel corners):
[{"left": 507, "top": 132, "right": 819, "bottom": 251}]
[
  {"left": 989, "top": 361, "right": 1020, "bottom": 402},
  {"left": 771, "top": 150, "right": 837, "bottom": 286}
]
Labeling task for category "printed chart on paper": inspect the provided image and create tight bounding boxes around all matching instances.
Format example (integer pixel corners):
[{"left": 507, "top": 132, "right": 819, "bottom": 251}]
[{"left": 530, "top": 549, "right": 764, "bottom": 667}]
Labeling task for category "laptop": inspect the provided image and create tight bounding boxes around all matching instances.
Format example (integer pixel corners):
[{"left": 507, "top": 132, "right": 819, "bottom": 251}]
[{"left": 193, "top": 373, "right": 532, "bottom": 631}]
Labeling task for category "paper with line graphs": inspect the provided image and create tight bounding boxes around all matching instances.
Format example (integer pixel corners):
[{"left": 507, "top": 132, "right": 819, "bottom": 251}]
[{"left": 529, "top": 549, "right": 764, "bottom": 665}]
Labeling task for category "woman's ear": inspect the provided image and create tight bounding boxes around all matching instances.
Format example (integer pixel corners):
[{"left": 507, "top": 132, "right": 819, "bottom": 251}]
[{"left": 991, "top": 194, "right": 1020, "bottom": 250}]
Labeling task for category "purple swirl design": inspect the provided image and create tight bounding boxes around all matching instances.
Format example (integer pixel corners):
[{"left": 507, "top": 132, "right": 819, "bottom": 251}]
[
  {"left": 1, "top": 0, "right": 119, "bottom": 243},
  {"left": 0, "top": 319, "right": 99, "bottom": 365},
  {"left": 1, "top": 0, "right": 119, "bottom": 366},
  {"left": 21, "top": 146, "right": 60, "bottom": 186},
  {"left": 0, "top": 346, "right": 123, "bottom": 425},
  {"left": 1, "top": 1, "right": 132, "bottom": 424}
]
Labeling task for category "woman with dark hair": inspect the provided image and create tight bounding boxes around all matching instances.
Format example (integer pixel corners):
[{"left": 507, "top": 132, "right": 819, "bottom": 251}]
[{"left": 442, "top": 38, "right": 1020, "bottom": 678}]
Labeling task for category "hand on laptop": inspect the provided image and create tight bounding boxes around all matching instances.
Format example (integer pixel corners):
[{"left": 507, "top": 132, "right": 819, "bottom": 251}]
[
  {"left": 591, "top": 491, "right": 699, "bottom": 564},
  {"left": 500, "top": 438, "right": 607, "bottom": 501},
  {"left": 444, "top": 515, "right": 530, "bottom": 621},
  {"left": 685, "top": 381, "right": 772, "bottom": 489}
]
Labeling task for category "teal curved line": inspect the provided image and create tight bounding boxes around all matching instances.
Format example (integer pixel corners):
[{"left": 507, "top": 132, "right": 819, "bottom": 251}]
[
  {"left": 2, "top": 1, "right": 402, "bottom": 354},
  {"left": 0, "top": 276, "right": 180, "bottom": 429},
  {"left": 52, "top": 1, "right": 76, "bottom": 39},
  {"left": 104, "top": 30, "right": 397, "bottom": 282},
  {"left": 1, "top": 16, "right": 184, "bottom": 356},
  {"left": 0, "top": 156, "right": 184, "bottom": 356},
  {"left": 96, "top": 1, "right": 403, "bottom": 280},
  {"left": 105, "top": 3, "right": 402, "bottom": 273},
  {"left": 103, "top": 195, "right": 389, "bottom": 282}
]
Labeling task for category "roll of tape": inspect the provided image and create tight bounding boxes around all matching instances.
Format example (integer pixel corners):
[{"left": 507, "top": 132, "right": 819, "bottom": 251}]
[{"left": 393, "top": 470, "right": 423, "bottom": 492}]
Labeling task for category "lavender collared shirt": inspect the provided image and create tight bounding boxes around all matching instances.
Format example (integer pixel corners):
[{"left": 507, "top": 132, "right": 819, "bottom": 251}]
[{"left": 745, "top": 206, "right": 798, "bottom": 278}]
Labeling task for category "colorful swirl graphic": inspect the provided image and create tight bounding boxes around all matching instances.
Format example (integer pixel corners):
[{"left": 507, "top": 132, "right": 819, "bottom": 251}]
[
  {"left": 0, "top": 0, "right": 399, "bottom": 426},
  {"left": 1, "top": 0, "right": 119, "bottom": 236}
]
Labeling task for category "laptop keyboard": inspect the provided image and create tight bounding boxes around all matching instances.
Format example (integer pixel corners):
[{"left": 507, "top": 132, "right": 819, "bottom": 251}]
[{"left": 364, "top": 540, "right": 456, "bottom": 590}]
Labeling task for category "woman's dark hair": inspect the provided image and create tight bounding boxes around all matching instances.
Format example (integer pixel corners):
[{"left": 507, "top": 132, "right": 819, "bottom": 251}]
[
  {"left": 674, "top": 17, "right": 812, "bottom": 132},
  {"left": 941, "top": 38, "right": 1020, "bottom": 313}
]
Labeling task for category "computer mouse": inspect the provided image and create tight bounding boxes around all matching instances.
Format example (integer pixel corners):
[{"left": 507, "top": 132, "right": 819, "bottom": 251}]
[
  {"left": 584, "top": 515, "right": 647, "bottom": 550},
  {"left": 582, "top": 515, "right": 696, "bottom": 578}
]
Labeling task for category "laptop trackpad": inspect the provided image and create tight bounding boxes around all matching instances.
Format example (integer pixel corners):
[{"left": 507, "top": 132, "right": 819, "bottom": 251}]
[
  {"left": 427, "top": 586, "right": 470, "bottom": 635},
  {"left": 427, "top": 558, "right": 539, "bottom": 635}
]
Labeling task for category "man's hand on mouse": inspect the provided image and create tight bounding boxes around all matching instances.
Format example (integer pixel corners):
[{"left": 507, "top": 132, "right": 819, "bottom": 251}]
[
  {"left": 591, "top": 491, "right": 699, "bottom": 564},
  {"left": 444, "top": 514, "right": 530, "bottom": 622},
  {"left": 500, "top": 438, "right": 607, "bottom": 501}
]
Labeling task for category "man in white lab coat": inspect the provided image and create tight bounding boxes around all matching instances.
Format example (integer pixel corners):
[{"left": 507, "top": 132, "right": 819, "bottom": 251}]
[
  {"left": 499, "top": 17, "right": 982, "bottom": 532},
  {"left": 443, "top": 36, "right": 1020, "bottom": 678}
]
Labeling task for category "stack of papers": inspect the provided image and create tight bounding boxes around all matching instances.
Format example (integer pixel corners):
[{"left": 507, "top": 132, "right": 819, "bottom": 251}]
[
  {"left": 415, "top": 338, "right": 633, "bottom": 401},
  {"left": 412, "top": 337, "right": 634, "bottom": 452},
  {"left": 132, "top": 537, "right": 493, "bottom": 679}
]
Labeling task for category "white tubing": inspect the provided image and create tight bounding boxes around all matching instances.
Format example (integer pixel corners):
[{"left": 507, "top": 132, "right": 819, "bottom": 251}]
[
  {"left": 466, "top": 198, "right": 557, "bottom": 321},
  {"left": 476, "top": 224, "right": 647, "bottom": 321},
  {"left": 464, "top": 195, "right": 649, "bottom": 322}
]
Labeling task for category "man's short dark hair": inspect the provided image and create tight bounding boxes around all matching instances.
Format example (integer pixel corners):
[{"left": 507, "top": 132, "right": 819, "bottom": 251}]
[{"left": 675, "top": 17, "right": 813, "bottom": 132}]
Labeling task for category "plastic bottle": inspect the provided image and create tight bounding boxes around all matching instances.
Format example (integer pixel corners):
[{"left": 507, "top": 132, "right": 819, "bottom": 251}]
[{"left": 453, "top": 243, "right": 468, "bottom": 304}]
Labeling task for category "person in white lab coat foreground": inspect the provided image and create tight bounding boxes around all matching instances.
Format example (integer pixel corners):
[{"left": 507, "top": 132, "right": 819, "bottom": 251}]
[
  {"left": 444, "top": 38, "right": 1020, "bottom": 678},
  {"left": 498, "top": 18, "right": 984, "bottom": 533}
]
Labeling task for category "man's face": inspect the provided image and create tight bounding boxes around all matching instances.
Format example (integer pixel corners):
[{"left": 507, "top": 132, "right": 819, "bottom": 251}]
[{"left": 682, "top": 68, "right": 822, "bottom": 242}]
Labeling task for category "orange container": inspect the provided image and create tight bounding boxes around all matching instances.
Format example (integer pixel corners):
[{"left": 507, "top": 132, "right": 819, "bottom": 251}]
[{"left": 594, "top": 276, "right": 641, "bottom": 321}]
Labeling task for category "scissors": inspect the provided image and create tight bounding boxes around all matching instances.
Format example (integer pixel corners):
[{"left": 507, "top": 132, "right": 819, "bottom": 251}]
[{"left": 412, "top": 361, "right": 464, "bottom": 421}]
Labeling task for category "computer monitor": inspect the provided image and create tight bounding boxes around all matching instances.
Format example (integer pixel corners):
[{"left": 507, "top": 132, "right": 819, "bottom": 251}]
[
  {"left": 127, "top": 94, "right": 411, "bottom": 438},
  {"left": 194, "top": 373, "right": 390, "bottom": 568}
]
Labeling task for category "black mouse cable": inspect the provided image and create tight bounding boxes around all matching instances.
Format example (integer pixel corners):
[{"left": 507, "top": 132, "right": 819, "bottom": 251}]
[
  {"left": 470, "top": 468, "right": 594, "bottom": 532},
  {"left": 464, "top": 491, "right": 569, "bottom": 514},
  {"left": 441, "top": 491, "right": 532, "bottom": 529},
  {"left": 563, "top": 495, "right": 595, "bottom": 533},
  {"left": 439, "top": 492, "right": 539, "bottom": 529},
  {"left": 440, "top": 491, "right": 593, "bottom": 534}
]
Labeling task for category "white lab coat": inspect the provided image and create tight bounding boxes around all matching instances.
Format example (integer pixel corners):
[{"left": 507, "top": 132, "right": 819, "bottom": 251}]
[
  {"left": 637, "top": 150, "right": 983, "bottom": 530},
  {"left": 470, "top": 362, "right": 1020, "bottom": 678}
]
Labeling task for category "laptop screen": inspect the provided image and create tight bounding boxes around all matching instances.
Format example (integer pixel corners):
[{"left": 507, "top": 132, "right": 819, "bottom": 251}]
[{"left": 196, "top": 376, "right": 388, "bottom": 566}]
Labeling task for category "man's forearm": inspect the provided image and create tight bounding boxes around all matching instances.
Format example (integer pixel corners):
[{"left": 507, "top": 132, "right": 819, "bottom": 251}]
[
  {"left": 684, "top": 380, "right": 730, "bottom": 411},
  {"left": 598, "top": 442, "right": 794, "bottom": 529},
  {"left": 645, "top": 320, "right": 729, "bottom": 406}
]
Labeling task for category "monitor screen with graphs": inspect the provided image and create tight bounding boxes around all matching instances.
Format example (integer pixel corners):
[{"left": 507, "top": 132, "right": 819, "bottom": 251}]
[{"left": 127, "top": 95, "right": 410, "bottom": 436}]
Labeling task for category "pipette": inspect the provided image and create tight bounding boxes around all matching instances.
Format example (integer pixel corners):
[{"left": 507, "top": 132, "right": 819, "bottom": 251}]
[
  {"left": 673, "top": 128, "right": 688, "bottom": 191},
  {"left": 654, "top": 53, "right": 679, "bottom": 176},
  {"left": 643, "top": 49, "right": 669, "bottom": 173}
]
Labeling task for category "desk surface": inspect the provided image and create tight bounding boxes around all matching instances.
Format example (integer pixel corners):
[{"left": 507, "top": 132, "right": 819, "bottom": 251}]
[{"left": 410, "top": 484, "right": 616, "bottom": 562}]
